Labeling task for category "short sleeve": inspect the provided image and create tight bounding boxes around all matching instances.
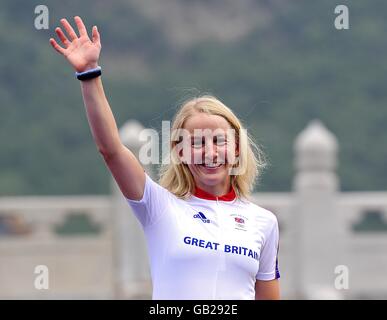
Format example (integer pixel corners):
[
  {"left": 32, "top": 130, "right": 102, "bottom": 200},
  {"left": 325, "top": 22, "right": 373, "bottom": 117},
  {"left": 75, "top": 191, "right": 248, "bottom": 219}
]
[
  {"left": 126, "top": 173, "right": 173, "bottom": 228},
  {"left": 256, "top": 217, "right": 281, "bottom": 281}
]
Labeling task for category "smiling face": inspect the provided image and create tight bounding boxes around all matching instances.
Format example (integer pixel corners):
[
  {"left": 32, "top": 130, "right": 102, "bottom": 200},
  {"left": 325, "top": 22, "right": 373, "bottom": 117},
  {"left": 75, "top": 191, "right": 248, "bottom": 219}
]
[
  {"left": 160, "top": 95, "right": 261, "bottom": 201},
  {"left": 180, "top": 112, "right": 239, "bottom": 196}
]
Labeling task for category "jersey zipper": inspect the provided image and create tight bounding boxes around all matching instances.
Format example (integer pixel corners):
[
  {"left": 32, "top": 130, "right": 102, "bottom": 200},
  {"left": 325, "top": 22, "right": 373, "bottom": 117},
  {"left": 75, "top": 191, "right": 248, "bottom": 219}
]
[{"left": 213, "top": 195, "right": 225, "bottom": 299}]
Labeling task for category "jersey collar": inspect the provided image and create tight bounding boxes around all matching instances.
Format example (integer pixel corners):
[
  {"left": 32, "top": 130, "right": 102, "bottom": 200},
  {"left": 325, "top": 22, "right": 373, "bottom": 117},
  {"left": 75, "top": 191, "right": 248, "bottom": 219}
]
[{"left": 193, "top": 185, "right": 237, "bottom": 201}]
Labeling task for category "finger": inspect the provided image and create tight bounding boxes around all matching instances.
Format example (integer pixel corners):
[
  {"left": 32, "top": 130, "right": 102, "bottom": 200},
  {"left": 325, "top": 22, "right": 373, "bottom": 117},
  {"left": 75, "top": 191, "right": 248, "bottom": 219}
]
[
  {"left": 60, "top": 18, "right": 78, "bottom": 40},
  {"left": 49, "top": 38, "right": 65, "bottom": 55},
  {"left": 55, "top": 27, "right": 70, "bottom": 47},
  {"left": 74, "top": 16, "right": 88, "bottom": 38},
  {"left": 92, "top": 26, "right": 100, "bottom": 45}
]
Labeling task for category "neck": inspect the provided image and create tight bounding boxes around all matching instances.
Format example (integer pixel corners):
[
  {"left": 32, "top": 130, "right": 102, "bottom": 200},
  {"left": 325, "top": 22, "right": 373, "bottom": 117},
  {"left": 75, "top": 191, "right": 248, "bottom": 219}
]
[
  {"left": 195, "top": 179, "right": 230, "bottom": 197},
  {"left": 194, "top": 183, "right": 236, "bottom": 201}
]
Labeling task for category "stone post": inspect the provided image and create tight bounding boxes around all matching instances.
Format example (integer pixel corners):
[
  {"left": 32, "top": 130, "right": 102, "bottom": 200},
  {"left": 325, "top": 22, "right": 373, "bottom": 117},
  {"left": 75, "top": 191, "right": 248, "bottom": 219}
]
[
  {"left": 292, "top": 120, "right": 343, "bottom": 299},
  {"left": 112, "top": 120, "right": 153, "bottom": 299}
]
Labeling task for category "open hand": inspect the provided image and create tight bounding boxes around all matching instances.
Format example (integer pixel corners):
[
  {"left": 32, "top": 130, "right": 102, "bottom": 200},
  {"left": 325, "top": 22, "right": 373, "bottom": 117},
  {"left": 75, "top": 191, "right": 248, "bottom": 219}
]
[{"left": 49, "top": 16, "right": 101, "bottom": 73}]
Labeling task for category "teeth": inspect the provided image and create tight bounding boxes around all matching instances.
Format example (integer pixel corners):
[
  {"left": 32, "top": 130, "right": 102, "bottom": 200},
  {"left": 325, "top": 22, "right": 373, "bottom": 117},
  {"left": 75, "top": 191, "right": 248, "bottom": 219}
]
[{"left": 203, "top": 164, "right": 221, "bottom": 168}]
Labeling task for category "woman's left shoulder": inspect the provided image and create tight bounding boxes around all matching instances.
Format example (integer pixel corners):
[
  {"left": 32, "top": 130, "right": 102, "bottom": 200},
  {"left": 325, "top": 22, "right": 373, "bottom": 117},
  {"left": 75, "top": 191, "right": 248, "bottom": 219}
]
[{"left": 242, "top": 200, "right": 278, "bottom": 224}]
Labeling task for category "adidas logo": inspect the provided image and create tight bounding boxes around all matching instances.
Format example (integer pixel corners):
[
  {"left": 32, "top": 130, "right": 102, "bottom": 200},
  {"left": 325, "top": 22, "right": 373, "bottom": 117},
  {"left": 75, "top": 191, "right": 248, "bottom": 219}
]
[{"left": 193, "top": 212, "right": 210, "bottom": 223}]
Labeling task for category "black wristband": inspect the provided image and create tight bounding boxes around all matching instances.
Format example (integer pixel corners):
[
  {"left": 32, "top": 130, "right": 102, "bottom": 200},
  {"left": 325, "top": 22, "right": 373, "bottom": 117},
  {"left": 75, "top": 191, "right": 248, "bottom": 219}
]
[{"left": 75, "top": 66, "right": 102, "bottom": 81}]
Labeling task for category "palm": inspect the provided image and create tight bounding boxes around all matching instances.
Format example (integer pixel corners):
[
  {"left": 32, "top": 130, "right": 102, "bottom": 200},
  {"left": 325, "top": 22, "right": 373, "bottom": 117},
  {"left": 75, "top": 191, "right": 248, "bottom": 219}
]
[
  {"left": 50, "top": 16, "right": 101, "bottom": 72},
  {"left": 64, "top": 37, "right": 100, "bottom": 72}
]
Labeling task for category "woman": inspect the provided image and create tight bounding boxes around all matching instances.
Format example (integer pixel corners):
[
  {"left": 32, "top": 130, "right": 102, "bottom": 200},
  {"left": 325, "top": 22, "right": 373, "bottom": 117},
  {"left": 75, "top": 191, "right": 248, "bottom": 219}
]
[{"left": 50, "top": 16, "right": 280, "bottom": 300}]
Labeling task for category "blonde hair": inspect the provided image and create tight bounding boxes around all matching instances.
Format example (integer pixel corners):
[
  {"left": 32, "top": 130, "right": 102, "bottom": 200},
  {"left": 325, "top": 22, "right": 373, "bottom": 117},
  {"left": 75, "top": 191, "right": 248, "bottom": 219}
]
[{"left": 159, "top": 95, "right": 266, "bottom": 201}]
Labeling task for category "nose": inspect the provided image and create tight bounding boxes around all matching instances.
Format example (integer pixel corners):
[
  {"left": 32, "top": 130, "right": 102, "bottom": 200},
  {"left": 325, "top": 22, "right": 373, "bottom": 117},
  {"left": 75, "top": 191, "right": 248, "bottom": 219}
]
[{"left": 204, "top": 140, "right": 217, "bottom": 164}]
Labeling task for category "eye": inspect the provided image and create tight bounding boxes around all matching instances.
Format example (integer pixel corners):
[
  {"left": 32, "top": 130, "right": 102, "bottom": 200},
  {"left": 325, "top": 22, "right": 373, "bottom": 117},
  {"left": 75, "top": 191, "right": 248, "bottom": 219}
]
[{"left": 214, "top": 136, "right": 226, "bottom": 146}]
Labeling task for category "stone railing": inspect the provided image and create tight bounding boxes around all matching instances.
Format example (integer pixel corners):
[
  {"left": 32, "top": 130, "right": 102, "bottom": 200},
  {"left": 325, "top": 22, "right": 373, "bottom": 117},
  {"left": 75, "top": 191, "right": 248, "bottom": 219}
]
[
  {"left": 1, "top": 120, "right": 386, "bottom": 299},
  {"left": 0, "top": 196, "right": 114, "bottom": 299}
]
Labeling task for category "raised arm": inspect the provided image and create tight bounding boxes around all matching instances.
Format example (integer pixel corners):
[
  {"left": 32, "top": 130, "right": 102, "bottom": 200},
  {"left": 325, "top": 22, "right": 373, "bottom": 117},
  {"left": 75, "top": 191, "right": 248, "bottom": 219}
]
[{"left": 49, "top": 16, "right": 145, "bottom": 200}]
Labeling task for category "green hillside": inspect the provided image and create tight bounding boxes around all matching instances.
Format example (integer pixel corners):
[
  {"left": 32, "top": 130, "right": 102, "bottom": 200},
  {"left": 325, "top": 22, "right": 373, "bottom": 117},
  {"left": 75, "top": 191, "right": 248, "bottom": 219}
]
[{"left": 1, "top": 0, "right": 386, "bottom": 195}]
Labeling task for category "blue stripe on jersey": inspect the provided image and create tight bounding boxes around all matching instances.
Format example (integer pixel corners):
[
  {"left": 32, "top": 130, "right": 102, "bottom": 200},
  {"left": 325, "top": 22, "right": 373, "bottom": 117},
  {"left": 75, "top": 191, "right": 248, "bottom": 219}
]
[
  {"left": 275, "top": 257, "right": 281, "bottom": 279},
  {"left": 275, "top": 244, "right": 281, "bottom": 279}
]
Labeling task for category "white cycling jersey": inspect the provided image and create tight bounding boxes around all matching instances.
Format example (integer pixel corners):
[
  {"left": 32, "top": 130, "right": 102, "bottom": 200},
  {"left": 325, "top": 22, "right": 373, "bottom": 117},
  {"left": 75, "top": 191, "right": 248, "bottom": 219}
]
[{"left": 126, "top": 173, "right": 280, "bottom": 300}]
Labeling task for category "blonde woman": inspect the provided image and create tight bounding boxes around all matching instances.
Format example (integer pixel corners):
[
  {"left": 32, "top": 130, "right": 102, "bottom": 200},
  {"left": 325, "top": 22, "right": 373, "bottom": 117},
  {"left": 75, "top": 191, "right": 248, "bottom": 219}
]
[{"left": 50, "top": 16, "right": 280, "bottom": 300}]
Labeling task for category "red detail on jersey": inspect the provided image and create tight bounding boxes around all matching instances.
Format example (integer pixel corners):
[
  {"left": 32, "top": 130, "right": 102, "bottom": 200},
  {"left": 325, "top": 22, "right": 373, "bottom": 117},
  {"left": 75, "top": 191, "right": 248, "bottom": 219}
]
[
  {"left": 235, "top": 217, "right": 245, "bottom": 224},
  {"left": 194, "top": 185, "right": 236, "bottom": 201}
]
